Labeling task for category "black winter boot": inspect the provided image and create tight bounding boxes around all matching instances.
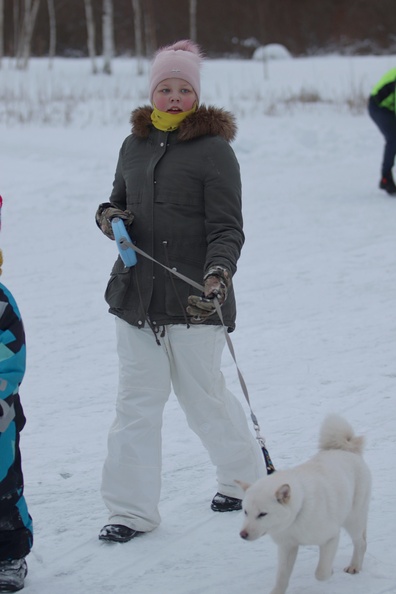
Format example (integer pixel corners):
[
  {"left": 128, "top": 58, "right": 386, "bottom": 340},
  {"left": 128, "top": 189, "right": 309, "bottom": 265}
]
[
  {"left": 0, "top": 558, "right": 27, "bottom": 592},
  {"left": 379, "top": 175, "right": 396, "bottom": 195},
  {"left": 98, "top": 524, "right": 144, "bottom": 543},
  {"left": 211, "top": 492, "right": 242, "bottom": 512}
]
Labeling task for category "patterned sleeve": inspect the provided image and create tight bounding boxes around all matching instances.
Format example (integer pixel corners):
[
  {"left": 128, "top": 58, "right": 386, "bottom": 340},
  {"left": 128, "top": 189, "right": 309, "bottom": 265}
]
[{"left": 0, "top": 284, "right": 26, "bottom": 403}]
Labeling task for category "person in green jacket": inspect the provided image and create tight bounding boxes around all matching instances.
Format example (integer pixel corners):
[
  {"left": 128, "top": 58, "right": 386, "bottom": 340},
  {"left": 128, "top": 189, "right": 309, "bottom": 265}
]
[
  {"left": 368, "top": 67, "right": 396, "bottom": 195},
  {"left": 95, "top": 40, "right": 265, "bottom": 544}
]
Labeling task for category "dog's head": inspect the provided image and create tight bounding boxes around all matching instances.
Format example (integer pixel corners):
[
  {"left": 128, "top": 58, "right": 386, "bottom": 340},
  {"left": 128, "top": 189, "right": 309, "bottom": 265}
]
[{"left": 236, "top": 479, "right": 294, "bottom": 541}]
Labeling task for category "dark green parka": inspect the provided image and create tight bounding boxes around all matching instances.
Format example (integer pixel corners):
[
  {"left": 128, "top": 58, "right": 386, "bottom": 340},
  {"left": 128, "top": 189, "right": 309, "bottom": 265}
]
[{"left": 104, "top": 104, "right": 244, "bottom": 332}]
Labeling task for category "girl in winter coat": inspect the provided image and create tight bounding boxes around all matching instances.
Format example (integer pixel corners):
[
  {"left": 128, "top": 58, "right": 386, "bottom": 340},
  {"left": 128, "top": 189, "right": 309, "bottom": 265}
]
[
  {"left": 96, "top": 40, "right": 265, "bottom": 543},
  {"left": 0, "top": 196, "right": 33, "bottom": 591},
  {"left": 368, "top": 67, "right": 396, "bottom": 195}
]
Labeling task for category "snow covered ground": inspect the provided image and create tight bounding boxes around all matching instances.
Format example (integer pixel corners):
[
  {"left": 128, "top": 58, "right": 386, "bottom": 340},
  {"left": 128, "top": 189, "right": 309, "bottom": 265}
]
[{"left": 1, "top": 53, "right": 396, "bottom": 593}]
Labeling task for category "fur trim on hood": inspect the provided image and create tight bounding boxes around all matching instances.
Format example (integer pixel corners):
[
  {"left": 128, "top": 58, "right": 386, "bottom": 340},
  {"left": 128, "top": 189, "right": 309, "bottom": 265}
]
[{"left": 130, "top": 105, "right": 237, "bottom": 143}]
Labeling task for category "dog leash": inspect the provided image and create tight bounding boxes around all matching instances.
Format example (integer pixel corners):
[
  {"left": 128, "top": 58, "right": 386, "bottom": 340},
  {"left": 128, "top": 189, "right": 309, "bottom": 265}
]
[
  {"left": 116, "top": 234, "right": 275, "bottom": 474},
  {"left": 213, "top": 300, "right": 275, "bottom": 474}
]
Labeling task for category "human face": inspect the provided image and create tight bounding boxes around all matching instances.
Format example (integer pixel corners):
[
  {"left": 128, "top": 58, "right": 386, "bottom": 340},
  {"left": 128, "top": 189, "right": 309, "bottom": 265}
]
[{"left": 153, "top": 78, "right": 197, "bottom": 113}]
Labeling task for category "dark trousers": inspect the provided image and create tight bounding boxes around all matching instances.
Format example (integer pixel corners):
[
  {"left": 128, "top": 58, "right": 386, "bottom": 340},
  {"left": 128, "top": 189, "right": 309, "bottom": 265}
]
[
  {"left": 368, "top": 96, "right": 396, "bottom": 177},
  {"left": 0, "top": 396, "right": 33, "bottom": 561}
]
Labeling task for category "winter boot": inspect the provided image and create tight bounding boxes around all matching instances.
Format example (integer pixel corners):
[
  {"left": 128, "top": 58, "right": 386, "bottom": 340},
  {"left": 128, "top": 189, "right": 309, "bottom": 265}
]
[
  {"left": 0, "top": 558, "right": 27, "bottom": 592},
  {"left": 98, "top": 524, "right": 144, "bottom": 543},
  {"left": 379, "top": 174, "right": 396, "bottom": 195},
  {"left": 211, "top": 492, "right": 242, "bottom": 512}
]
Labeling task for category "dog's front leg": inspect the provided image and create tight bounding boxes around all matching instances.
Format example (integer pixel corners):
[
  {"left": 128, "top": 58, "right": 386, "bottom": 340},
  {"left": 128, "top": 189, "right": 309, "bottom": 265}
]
[
  {"left": 270, "top": 544, "right": 299, "bottom": 594},
  {"left": 315, "top": 532, "right": 340, "bottom": 581}
]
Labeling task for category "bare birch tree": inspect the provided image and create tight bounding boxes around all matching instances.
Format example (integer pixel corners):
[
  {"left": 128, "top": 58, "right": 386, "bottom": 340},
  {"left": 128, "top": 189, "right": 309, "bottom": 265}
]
[
  {"left": 84, "top": 0, "right": 97, "bottom": 74},
  {"left": 189, "top": 0, "right": 197, "bottom": 42},
  {"left": 47, "top": 0, "right": 56, "bottom": 69},
  {"left": 0, "top": 0, "right": 4, "bottom": 68},
  {"left": 143, "top": 0, "right": 156, "bottom": 57},
  {"left": 102, "top": 0, "right": 114, "bottom": 75},
  {"left": 13, "top": 1, "right": 20, "bottom": 58},
  {"left": 131, "top": 0, "right": 143, "bottom": 75},
  {"left": 17, "top": 0, "right": 41, "bottom": 70}
]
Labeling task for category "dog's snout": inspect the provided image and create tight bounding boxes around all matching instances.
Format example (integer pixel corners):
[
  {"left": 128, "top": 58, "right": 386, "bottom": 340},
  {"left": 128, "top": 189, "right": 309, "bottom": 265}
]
[{"left": 240, "top": 530, "right": 249, "bottom": 539}]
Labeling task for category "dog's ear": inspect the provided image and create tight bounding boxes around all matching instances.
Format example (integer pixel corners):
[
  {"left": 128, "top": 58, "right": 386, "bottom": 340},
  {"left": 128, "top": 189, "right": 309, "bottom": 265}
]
[
  {"left": 275, "top": 484, "right": 291, "bottom": 504},
  {"left": 235, "top": 479, "right": 251, "bottom": 492}
]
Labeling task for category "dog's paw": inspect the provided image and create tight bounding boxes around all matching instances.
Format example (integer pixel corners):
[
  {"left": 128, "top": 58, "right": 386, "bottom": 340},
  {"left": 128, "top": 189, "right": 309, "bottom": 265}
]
[{"left": 344, "top": 565, "right": 360, "bottom": 574}]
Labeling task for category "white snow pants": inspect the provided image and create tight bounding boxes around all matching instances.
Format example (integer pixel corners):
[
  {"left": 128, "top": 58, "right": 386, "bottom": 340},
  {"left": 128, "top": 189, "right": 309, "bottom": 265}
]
[{"left": 101, "top": 319, "right": 265, "bottom": 532}]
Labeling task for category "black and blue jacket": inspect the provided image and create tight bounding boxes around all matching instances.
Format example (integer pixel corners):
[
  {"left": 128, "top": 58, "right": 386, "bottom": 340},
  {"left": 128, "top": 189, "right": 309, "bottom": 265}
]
[{"left": 0, "top": 282, "right": 32, "bottom": 560}]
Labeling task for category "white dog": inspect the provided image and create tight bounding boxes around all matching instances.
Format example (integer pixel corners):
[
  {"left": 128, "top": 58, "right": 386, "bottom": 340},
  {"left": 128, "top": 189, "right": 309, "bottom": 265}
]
[{"left": 237, "top": 414, "right": 371, "bottom": 594}]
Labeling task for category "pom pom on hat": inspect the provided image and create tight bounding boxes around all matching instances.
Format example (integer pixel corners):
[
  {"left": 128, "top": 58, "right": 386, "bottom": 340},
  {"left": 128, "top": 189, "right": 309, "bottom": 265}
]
[{"left": 149, "top": 40, "right": 203, "bottom": 105}]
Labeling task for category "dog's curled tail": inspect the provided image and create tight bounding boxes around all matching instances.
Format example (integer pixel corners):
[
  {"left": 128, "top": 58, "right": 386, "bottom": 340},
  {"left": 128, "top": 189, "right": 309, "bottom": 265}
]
[{"left": 319, "top": 414, "right": 365, "bottom": 454}]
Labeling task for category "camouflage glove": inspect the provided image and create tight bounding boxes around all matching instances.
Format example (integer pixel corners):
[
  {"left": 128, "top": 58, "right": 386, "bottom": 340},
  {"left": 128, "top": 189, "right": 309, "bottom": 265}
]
[
  {"left": 187, "top": 266, "right": 231, "bottom": 321},
  {"left": 95, "top": 202, "right": 134, "bottom": 240}
]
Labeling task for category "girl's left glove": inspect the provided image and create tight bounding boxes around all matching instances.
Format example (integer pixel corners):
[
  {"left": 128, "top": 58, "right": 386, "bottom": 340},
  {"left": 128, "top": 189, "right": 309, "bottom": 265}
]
[
  {"left": 95, "top": 202, "right": 134, "bottom": 240},
  {"left": 187, "top": 266, "right": 231, "bottom": 321}
]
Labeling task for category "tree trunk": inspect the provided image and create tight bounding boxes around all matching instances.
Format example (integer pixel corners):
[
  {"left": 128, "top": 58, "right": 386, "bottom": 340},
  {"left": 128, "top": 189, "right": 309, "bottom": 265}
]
[
  {"left": 46, "top": 0, "right": 56, "bottom": 69},
  {"left": 17, "top": 0, "right": 41, "bottom": 70},
  {"left": 189, "top": 0, "right": 197, "bottom": 42},
  {"left": 84, "top": 0, "right": 97, "bottom": 74},
  {"left": 131, "top": 0, "right": 143, "bottom": 75},
  {"left": 102, "top": 0, "right": 114, "bottom": 75},
  {"left": 13, "top": 0, "right": 20, "bottom": 58},
  {"left": 16, "top": 0, "right": 27, "bottom": 65},
  {"left": 0, "top": 0, "right": 4, "bottom": 68},
  {"left": 143, "top": 0, "right": 156, "bottom": 57}
]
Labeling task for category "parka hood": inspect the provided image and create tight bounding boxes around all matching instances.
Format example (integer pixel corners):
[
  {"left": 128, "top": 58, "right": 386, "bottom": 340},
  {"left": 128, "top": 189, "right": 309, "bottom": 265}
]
[{"left": 130, "top": 104, "right": 237, "bottom": 143}]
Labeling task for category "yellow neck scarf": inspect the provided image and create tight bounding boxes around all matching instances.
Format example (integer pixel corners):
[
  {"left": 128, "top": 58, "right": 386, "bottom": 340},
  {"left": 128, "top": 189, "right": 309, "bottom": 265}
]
[{"left": 151, "top": 105, "right": 197, "bottom": 132}]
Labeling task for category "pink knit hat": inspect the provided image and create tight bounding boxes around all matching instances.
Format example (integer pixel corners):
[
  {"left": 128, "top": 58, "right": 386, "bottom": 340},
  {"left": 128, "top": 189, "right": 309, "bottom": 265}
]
[{"left": 149, "top": 40, "right": 203, "bottom": 105}]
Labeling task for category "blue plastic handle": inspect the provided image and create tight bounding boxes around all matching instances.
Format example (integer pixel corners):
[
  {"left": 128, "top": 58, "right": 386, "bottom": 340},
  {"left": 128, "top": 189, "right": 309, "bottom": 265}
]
[{"left": 111, "top": 217, "right": 137, "bottom": 267}]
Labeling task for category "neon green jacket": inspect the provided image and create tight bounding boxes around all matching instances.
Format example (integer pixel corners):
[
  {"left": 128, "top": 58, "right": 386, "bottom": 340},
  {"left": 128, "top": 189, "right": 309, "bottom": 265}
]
[{"left": 371, "top": 67, "right": 396, "bottom": 112}]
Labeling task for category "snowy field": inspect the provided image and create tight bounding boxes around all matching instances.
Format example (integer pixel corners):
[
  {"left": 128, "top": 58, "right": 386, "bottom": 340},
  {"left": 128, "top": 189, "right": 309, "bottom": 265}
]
[{"left": 1, "top": 52, "right": 396, "bottom": 593}]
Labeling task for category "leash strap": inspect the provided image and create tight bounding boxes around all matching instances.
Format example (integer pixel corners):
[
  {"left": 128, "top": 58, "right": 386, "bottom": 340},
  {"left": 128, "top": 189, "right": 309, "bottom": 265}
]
[
  {"left": 119, "top": 238, "right": 275, "bottom": 473},
  {"left": 213, "top": 300, "right": 275, "bottom": 474}
]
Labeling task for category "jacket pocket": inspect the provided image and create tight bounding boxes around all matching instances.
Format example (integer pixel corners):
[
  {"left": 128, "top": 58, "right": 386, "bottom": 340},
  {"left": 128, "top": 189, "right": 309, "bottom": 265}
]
[
  {"left": 104, "top": 258, "right": 133, "bottom": 310},
  {"left": 155, "top": 189, "right": 202, "bottom": 206},
  {"left": 126, "top": 190, "right": 142, "bottom": 206}
]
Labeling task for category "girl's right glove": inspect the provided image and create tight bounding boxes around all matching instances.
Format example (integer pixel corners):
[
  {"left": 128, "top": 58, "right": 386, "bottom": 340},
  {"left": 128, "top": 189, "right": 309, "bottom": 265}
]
[
  {"left": 95, "top": 202, "right": 134, "bottom": 240},
  {"left": 187, "top": 266, "right": 231, "bottom": 322}
]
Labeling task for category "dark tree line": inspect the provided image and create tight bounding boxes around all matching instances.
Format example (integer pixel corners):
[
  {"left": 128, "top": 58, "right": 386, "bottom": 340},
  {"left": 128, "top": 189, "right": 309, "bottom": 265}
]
[{"left": 1, "top": 0, "right": 395, "bottom": 65}]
